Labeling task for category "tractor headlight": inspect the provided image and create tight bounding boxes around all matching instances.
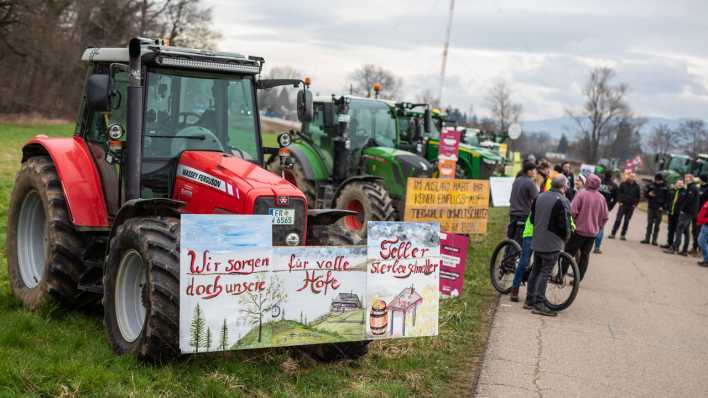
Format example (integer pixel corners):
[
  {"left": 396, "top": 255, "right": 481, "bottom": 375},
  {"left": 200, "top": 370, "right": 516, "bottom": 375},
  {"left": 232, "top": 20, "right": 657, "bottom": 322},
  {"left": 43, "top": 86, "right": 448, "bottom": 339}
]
[{"left": 277, "top": 132, "right": 292, "bottom": 147}]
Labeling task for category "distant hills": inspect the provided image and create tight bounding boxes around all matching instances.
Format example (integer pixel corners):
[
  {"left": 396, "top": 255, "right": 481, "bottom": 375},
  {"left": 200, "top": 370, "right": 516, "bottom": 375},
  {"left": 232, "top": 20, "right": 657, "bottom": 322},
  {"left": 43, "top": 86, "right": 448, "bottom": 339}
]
[{"left": 520, "top": 117, "right": 697, "bottom": 139}]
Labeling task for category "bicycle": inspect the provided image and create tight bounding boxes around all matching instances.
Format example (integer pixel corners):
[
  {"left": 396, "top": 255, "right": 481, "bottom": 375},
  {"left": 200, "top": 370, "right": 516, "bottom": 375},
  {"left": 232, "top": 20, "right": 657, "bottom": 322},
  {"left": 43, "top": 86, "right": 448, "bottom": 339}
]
[{"left": 489, "top": 238, "right": 580, "bottom": 311}]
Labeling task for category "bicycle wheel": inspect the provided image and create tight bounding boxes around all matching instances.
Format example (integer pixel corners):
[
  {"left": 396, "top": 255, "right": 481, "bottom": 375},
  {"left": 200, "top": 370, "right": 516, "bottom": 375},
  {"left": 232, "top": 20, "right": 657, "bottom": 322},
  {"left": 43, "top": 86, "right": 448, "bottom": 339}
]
[
  {"left": 544, "top": 251, "right": 580, "bottom": 311},
  {"left": 489, "top": 239, "right": 522, "bottom": 294}
]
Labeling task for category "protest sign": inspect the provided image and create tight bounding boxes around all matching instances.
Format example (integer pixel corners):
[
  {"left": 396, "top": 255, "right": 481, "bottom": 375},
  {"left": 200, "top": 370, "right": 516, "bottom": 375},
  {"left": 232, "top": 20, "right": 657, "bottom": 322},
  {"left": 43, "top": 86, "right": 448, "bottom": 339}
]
[
  {"left": 489, "top": 176, "right": 514, "bottom": 207},
  {"left": 438, "top": 129, "right": 461, "bottom": 179},
  {"left": 580, "top": 164, "right": 596, "bottom": 177},
  {"left": 439, "top": 232, "right": 469, "bottom": 298},
  {"left": 404, "top": 177, "right": 490, "bottom": 234}
]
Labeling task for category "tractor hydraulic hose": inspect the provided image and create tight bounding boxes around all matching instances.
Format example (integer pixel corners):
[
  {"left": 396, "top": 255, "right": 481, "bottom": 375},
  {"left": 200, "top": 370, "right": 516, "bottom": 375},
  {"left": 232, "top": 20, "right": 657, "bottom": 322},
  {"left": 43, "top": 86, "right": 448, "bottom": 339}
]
[{"left": 126, "top": 38, "right": 144, "bottom": 201}]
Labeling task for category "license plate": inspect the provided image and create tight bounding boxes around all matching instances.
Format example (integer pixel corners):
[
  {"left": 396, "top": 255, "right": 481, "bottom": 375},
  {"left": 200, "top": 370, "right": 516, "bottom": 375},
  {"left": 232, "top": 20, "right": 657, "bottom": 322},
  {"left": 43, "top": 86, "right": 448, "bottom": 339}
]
[{"left": 269, "top": 208, "right": 295, "bottom": 225}]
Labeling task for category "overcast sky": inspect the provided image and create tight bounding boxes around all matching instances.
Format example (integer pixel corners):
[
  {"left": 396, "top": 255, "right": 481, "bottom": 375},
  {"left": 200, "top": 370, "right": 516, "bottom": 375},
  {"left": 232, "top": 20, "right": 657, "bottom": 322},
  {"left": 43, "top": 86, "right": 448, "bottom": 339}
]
[{"left": 208, "top": 0, "right": 708, "bottom": 121}]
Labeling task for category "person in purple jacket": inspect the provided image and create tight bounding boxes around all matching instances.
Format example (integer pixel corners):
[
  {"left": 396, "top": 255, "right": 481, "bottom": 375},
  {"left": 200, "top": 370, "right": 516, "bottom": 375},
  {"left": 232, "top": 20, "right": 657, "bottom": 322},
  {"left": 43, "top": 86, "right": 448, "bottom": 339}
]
[{"left": 565, "top": 174, "right": 609, "bottom": 281}]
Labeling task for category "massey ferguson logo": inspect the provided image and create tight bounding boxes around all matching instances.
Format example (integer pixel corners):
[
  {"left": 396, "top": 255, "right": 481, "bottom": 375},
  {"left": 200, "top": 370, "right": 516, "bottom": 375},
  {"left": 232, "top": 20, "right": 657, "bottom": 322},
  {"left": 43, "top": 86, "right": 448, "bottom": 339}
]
[{"left": 278, "top": 196, "right": 289, "bottom": 206}]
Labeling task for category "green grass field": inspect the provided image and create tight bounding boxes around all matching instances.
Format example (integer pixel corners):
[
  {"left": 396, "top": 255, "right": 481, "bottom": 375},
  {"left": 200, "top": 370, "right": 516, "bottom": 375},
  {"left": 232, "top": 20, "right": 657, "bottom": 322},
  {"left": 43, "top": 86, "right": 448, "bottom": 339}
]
[{"left": 0, "top": 122, "right": 505, "bottom": 397}]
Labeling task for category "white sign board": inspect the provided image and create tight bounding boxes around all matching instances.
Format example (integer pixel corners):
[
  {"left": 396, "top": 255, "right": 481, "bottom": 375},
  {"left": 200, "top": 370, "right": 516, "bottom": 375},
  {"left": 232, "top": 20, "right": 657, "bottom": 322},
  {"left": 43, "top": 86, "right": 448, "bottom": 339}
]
[
  {"left": 580, "top": 164, "right": 596, "bottom": 177},
  {"left": 179, "top": 215, "right": 439, "bottom": 354},
  {"left": 508, "top": 123, "right": 522, "bottom": 140},
  {"left": 489, "top": 177, "right": 515, "bottom": 207}
]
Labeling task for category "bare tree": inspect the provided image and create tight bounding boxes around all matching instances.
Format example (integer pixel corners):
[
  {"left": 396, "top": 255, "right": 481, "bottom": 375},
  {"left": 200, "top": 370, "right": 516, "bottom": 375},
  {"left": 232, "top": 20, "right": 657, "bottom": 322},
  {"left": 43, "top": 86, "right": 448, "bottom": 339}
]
[
  {"left": 567, "top": 67, "right": 629, "bottom": 163},
  {"left": 238, "top": 275, "right": 287, "bottom": 343},
  {"left": 348, "top": 64, "right": 403, "bottom": 99},
  {"left": 647, "top": 124, "right": 676, "bottom": 155},
  {"left": 676, "top": 119, "right": 707, "bottom": 157},
  {"left": 485, "top": 80, "right": 522, "bottom": 133}
]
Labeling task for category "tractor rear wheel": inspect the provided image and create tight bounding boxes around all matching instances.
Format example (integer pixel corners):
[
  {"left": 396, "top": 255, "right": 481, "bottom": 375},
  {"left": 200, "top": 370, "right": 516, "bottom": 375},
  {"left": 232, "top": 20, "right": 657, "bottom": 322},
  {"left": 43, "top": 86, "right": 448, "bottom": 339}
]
[
  {"left": 103, "top": 217, "right": 180, "bottom": 363},
  {"left": 267, "top": 155, "right": 316, "bottom": 206},
  {"left": 6, "top": 156, "right": 91, "bottom": 310},
  {"left": 334, "top": 181, "right": 396, "bottom": 239}
]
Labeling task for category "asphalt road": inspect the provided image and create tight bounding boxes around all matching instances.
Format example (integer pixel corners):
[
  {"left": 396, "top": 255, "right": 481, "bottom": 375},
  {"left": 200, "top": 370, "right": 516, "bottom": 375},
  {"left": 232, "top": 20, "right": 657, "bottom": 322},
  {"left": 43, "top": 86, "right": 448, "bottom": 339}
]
[{"left": 475, "top": 207, "right": 708, "bottom": 398}]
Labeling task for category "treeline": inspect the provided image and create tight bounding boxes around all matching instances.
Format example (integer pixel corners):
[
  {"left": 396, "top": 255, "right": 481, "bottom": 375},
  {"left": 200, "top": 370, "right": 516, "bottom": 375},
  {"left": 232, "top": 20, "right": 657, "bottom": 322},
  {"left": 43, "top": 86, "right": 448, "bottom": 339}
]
[{"left": 0, "top": 0, "right": 219, "bottom": 118}]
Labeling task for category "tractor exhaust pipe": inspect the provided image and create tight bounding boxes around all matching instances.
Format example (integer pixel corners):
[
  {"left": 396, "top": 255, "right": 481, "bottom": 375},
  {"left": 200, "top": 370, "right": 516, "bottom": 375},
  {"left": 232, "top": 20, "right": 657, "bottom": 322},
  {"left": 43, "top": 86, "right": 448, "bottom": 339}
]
[{"left": 126, "top": 38, "right": 143, "bottom": 200}]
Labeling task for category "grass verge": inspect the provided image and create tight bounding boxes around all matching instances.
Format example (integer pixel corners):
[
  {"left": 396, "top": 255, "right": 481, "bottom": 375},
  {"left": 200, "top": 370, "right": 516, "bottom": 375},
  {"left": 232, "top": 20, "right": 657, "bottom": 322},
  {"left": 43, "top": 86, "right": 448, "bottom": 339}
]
[{"left": 0, "top": 122, "right": 504, "bottom": 397}]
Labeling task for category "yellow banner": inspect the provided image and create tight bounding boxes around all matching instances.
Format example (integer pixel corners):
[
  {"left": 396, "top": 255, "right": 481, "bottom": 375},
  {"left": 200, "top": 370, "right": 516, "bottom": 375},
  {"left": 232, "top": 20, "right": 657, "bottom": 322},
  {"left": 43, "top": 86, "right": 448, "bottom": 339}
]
[{"left": 403, "top": 178, "right": 490, "bottom": 234}]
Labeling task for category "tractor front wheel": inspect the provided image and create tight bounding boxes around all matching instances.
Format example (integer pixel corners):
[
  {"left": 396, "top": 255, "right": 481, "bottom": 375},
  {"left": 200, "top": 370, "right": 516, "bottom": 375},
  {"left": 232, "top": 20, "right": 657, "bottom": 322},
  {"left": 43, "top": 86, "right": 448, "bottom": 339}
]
[
  {"left": 103, "top": 217, "right": 180, "bottom": 363},
  {"left": 334, "top": 181, "right": 396, "bottom": 238},
  {"left": 7, "top": 156, "right": 91, "bottom": 310}
]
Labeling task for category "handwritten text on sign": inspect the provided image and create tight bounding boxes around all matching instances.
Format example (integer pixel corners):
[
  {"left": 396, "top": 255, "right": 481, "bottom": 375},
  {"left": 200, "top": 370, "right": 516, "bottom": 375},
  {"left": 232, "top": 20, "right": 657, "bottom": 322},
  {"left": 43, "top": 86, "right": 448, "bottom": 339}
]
[{"left": 403, "top": 177, "right": 490, "bottom": 234}]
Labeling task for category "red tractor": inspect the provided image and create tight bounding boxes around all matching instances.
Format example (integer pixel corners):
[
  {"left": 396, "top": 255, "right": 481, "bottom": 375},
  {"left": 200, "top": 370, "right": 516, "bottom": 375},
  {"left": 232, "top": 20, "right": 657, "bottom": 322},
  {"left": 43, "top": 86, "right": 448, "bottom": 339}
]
[{"left": 6, "top": 38, "right": 364, "bottom": 362}]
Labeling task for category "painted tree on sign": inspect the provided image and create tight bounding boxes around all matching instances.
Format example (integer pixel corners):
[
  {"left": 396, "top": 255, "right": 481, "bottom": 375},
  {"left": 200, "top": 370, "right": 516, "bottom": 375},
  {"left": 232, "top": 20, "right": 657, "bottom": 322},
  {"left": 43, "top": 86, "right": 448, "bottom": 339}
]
[
  {"left": 190, "top": 303, "right": 206, "bottom": 353},
  {"left": 239, "top": 274, "right": 287, "bottom": 343},
  {"left": 204, "top": 327, "right": 212, "bottom": 352},
  {"left": 219, "top": 319, "right": 229, "bottom": 352}
]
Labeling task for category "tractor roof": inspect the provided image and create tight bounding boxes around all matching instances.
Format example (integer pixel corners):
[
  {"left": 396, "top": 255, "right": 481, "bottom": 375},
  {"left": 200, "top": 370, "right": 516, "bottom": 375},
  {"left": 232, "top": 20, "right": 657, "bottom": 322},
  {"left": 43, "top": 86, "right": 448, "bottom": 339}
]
[
  {"left": 81, "top": 41, "right": 263, "bottom": 74},
  {"left": 313, "top": 95, "right": 395, "bottom": 107}
]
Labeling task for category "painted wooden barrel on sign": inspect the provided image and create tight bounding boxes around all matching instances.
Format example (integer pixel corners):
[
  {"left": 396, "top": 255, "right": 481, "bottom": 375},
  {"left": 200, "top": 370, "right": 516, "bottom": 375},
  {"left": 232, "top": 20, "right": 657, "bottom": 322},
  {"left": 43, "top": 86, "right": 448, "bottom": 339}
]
[{"left": 369, "top": 299, "right": 388, "bottom": 336}]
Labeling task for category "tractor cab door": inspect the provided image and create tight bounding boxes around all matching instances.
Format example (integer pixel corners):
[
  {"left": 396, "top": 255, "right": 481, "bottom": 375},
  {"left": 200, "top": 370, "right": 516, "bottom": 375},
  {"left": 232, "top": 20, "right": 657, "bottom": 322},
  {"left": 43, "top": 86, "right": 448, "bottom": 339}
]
[{"left": 81, "top": 63, "right": 128, "bottom": 218}]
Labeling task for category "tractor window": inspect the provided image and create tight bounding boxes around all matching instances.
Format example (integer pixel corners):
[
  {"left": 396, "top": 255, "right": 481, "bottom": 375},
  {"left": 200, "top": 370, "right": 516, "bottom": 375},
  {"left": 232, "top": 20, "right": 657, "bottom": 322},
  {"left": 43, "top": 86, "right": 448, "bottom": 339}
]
[
  {"left": 306, "top": 104, "right": 326, "bottom": 146},
  {"left": 347, "top": 99, "right": 396, "bottom": 149}
]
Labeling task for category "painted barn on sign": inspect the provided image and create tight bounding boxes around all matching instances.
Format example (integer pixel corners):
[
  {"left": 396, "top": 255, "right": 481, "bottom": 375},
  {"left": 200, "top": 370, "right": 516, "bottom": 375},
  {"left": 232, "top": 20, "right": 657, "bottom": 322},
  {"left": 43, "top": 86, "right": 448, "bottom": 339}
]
[
  {"left": 330, "top": 292, "right": 362, "bottom": 313},
  {"left": 388, "top": 286, "right": 423, "bottom": 336}
]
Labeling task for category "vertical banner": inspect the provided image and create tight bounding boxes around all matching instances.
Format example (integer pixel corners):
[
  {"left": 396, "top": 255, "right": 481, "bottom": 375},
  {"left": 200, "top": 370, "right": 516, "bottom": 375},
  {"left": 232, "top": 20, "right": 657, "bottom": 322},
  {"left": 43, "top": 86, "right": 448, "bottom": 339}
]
[
  {"left": 366, "top": 222, "right": 440, "bottom": 339},
  {"left": 438, "top": 128, "right": 461, "bottom": 179},
  {"left": 180, "top": 215, "right": 273, "bottom": 354},
  {"left": 439, "top": 232, "right": 469, "bottom": 298}
]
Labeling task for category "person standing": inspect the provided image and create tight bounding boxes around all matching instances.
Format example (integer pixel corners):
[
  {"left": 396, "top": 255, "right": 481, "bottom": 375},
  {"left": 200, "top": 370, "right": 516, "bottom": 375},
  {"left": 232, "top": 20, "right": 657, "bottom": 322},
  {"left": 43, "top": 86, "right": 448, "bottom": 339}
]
[
  {"left": 536, "top": 161, "right": 551, "bottom": 192},
  {"left": 664, "top": 179, "right": 698, "bottom": 256},
  {"left": 684, "top": 174, "right": 701, "bottom": 253},
  {"left": 566, "top": 174, "right": 608, "bottom": 281},
  {"left": 662, "top": 181, "right": 680, "bottom": 250},
  {"left": 524, "top": 175, "right": 572, "bottom": 317},
  {"left": 696, "top": 200, "right": 708, "bottom": 267},
  {"left": 594, "top": 170, "right": 618, "bottom": 253},
  {"left": 562, "top": 161, "right": 576, "bottom": 201},
  {"left": 609, "top": 173, "right": 640, "bottom": 240},
  {"left": 641, "top": 173, "right": 669, "bottom": 245},
  {"left": 507, "top": 162, "right": 539, "bottom": 243},
  {"left": 693, "top": 178, "right": 708, "bottom": 254}
]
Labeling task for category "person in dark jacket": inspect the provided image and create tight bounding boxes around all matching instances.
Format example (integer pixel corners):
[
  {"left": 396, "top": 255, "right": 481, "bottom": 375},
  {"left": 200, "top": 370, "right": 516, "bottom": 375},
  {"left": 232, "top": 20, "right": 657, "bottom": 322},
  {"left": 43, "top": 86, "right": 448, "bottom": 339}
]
[
  {"left": 687, "top": 174, "right": 704, "bottom": 253},
  {"left": 609, "top": 173, "right": 641, "bottom": 240},
  {"left": 561, "top": 161, "right": 576, "bottom": 202},
  {"left": 507, "top": 161, "right": 539, "bottom": 243},
  {"left": 594, "top": 170, "right": 618, "bottom": 253},
  {"left": 664, "top": 178, "right": 699, "bottom": 256},
  {"left": 641, "top": 173, "right": 669, "bottom": 245},
  {"left": 525, "top": 175, "right": 572, "bottom": 317}
]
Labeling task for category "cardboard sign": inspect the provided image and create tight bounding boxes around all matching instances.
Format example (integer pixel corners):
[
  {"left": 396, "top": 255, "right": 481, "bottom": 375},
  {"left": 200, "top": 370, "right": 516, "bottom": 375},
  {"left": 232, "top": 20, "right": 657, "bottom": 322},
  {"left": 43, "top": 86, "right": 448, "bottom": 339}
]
[
  {"left": 580, "top": 164, "right": 596, "bottom": 177},
  {"left": 439, "top": 232, "right": 468, "bottom": 298},
  {"left": 404, "top": 177, "right": 490, "bottom": 234},
  {"left": 438, "top": 129, "right": 461, "bottom": 179},
  {"left": 179, "top": 215, "right": 439, "bottom": 354},
  {"left": 366, "top": 222, "right": 440, "bottom": 338},
  {"left": 489, "top": 176, "right": 514, "bottom": 207}
]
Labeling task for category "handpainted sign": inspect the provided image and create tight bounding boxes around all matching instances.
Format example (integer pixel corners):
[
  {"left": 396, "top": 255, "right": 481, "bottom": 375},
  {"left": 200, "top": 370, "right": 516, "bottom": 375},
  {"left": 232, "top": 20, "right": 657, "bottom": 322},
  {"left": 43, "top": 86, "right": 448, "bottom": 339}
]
[
  {"left": 179, "top": 215, "right": 439, "bottom": 354},
  {"left": 439, "top": 232, "right": 469, "bottom": 298},
  {"left": 489, "top": 176, "right": 514, "bottom": 207},
  {"left": 580, "top": 164, "right": 596, "bottom": 177},
  {"left": 438, "top": 128, "right": 461, "bottom": 179},
  {"left": 366, "top": 222, "right": 440, "bottom": 338},
  {"left": 403, "top": 177, "right": 490, "bottom": 234}
]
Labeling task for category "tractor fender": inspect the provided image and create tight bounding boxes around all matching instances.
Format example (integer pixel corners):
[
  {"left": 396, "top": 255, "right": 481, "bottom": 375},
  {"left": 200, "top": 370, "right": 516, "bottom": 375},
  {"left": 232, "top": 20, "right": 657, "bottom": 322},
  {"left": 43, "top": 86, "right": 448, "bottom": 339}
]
[
  {"left": 108, "top": 199, "right": 185, "bottom": 244},
  {"left": 22, "top": 136, "right": 110, "bottom": 229},
  {"left": 332, "top": 175, "right": 384, "bottom": 206},
  {"left": 288, "top": 144, "right": 317, "bottom": 180}
]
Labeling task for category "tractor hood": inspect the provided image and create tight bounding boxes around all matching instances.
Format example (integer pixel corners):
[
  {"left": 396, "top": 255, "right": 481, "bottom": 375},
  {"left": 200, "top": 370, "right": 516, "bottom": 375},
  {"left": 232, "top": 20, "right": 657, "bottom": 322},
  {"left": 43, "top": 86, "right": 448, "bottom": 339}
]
[
  {"left": 363, "top": 146, "right": 434, "bottom": 178},
  {"left": 173, "top": 151, "right": 306, "bottom": 215},
  {"left": 459, "top": 143, "right": 502, "bottom": 164}
]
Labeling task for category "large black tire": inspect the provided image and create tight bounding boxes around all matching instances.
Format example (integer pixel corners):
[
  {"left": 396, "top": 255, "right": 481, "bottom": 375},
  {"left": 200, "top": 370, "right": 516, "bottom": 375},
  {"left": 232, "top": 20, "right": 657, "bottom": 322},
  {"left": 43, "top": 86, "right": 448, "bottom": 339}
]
[
  {"left": 267, "top": 154, "right": 316, "bottom": 206},
  {"left": 6, "top": 156, "right": 92, "bottom": 310},
  {"left": 103, "top": 217, "right": 180, "bottom": 363},
  {"left": 334, "top": 181, "right": 396, "bottom": 239},
  {"left": 489, "top": 239, "right": 522, "bottom": 294}
]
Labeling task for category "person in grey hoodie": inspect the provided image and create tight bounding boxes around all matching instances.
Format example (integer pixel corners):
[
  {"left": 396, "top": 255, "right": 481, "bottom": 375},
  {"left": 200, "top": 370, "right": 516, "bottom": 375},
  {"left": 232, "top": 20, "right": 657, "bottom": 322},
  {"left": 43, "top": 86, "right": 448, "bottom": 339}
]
[
  {"left": 566, "top": 174, "right": 609, "bottom": 281},
  {"left": 525, "top": 175, "right": 572, "bottom": 317}
]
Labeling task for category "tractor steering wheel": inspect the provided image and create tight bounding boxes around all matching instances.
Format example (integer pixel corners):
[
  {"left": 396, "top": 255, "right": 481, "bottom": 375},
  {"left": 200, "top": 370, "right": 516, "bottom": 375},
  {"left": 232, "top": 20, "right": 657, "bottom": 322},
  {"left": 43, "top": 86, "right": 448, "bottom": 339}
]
[
  {"left": 170, "top": 126, "right": 225, "bottom": 155},
  {"left": 178, "top": 112, "right": 201, "bottom": 126}
]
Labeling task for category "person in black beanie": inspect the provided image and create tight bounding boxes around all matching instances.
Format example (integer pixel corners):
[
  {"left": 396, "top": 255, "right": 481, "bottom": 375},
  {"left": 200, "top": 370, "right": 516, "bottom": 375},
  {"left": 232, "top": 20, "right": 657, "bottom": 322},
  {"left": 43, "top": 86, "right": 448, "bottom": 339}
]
[{"left": 641, "top": 173, "right": 669, "bottom": 245}]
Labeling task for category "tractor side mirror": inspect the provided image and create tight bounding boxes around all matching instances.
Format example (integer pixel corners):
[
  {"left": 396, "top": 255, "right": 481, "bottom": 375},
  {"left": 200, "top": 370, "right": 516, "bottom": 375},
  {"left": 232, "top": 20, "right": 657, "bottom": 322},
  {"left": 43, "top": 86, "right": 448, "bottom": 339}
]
[
  {"left": 297, "top": 89, "right": 313, "bottom": 122},
  {"left": 86, "top": 74, "right": 111, "bottom": 112},
  {"left": 423, "top": 108, "right": 432, "bottom": 133}
]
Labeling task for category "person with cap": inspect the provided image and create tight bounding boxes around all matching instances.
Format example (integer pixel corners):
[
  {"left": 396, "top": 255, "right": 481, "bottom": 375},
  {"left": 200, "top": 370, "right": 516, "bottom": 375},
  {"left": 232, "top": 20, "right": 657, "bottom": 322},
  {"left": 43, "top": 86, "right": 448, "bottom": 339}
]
[
  {"left": 664, "top": 178, "right": 699, "bottom": 256},
  {"left": 524, "top": 175, "right": 572, "bottom": 317},
  {"left": 566, "top": 174, "right": 608, "bottom": 281},
  {"left": 594, "top": 170, "right": 618, "bottom": 253},
  {"left": 507, "top": 161, "right": 540, "bottom": 243},
  {"left": 641, "top": 173, "right": 669, "bottom": 245},
  {"left": 609, "top": 173, "right": 640, "bottom": 240}
]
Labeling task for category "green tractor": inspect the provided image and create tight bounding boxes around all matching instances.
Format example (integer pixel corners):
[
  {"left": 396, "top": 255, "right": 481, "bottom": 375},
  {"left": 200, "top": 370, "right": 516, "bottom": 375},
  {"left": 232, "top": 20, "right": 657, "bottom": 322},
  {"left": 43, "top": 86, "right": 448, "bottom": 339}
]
[
  {"left": 395, "top": 103, "right": 505, "bottom": 179},
  {"left": 266, "top": 95, "right": 433, "bottom": 238},
  {"left": 655, "top": 153, "right": 708, "bottom": 184}
]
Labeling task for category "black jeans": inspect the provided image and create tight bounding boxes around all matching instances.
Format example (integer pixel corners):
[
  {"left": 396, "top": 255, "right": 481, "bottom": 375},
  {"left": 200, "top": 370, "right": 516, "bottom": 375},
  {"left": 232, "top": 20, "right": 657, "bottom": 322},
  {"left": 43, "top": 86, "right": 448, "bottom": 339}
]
[
  {"left": 692, "top": 217, "right": 699, "bottom": 251},
  {"left": 565, "top": 233, "right": 595, "bottom": 281},
  {"left": 612, "top": 204, "right": 635, "bottom": 236},
  {"left": 527, "top": 251, "right": 559, "bottom": 307},
  {"left": 645, "top": 207, "right": 663, "bottom": 243},
  {"left": 673, "top": 213, "right": 692, "bottom": 253},
  {"left": 666, "top": 214, "right": 678, "bottom": 246},
  {"left": 507, "top": 215, "right": 527, "bottom": 244}
]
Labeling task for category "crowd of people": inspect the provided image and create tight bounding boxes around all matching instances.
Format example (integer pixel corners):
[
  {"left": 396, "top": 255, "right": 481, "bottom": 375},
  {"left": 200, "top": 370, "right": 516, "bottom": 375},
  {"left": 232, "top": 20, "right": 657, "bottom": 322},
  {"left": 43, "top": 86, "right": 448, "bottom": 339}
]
[{"left": 505, "top": 158, "right": 708, "bottom": 317}]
